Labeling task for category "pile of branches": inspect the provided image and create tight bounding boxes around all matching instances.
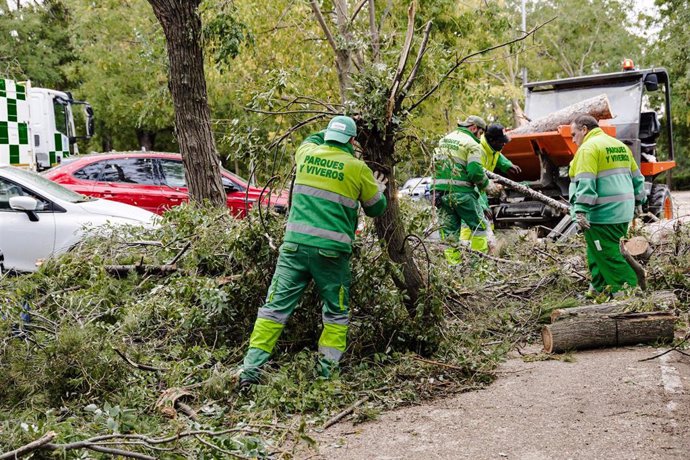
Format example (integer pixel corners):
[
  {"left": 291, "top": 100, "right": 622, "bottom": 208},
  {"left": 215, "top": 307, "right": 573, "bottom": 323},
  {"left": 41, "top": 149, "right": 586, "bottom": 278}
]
[{"left": 1, "top": 202, "right": 688, "bottom": 458}]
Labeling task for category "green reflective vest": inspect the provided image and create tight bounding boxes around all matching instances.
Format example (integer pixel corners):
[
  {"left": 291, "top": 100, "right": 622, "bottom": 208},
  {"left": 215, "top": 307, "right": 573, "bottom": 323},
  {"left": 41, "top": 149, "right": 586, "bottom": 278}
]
[
  {"left": 478, "top": 135, "right": 514, "bottom": 210},
  {"left": 284, "top": 131, "right": 387, "bottom": 253},
  {"left": 432, "top": 127, "right": 489, "bottom": 193},
  {"left": 568, "top": 128, "right": 646, "bottom": 224}
]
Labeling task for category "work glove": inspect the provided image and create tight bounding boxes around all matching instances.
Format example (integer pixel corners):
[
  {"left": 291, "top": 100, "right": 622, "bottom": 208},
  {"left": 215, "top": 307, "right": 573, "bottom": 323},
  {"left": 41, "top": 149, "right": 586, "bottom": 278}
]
[
  {"left": 508, "top": 164, "right": 522, "bottom": 175},
  {"left": 373, "top": 171, "right": 388, "bottom": 193},
  {"left": 485, "top": 181, "right": 504, "bottom": 197},
  {"left": 575, "top": 212, "right": 590, "bottom": 230},
  {"left": 634, "top": 204, "right": 643, "bottom": 218}
]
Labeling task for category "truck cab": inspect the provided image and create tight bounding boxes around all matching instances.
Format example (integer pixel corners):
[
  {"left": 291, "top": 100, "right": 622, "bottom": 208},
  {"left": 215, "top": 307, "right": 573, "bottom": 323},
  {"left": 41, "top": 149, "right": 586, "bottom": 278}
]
[
  {"left": 496, "top": 66, "right": 676, "bottom": 228},
  {"left": 1, "top": 78, "right": 93, "bottom": 170}
]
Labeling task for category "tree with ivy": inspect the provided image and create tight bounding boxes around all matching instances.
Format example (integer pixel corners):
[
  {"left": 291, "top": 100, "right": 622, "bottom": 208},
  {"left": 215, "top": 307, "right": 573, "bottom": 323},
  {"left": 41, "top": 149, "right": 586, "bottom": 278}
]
[{"left": 248, "top": 0, "right": 545, "bottom": 328}]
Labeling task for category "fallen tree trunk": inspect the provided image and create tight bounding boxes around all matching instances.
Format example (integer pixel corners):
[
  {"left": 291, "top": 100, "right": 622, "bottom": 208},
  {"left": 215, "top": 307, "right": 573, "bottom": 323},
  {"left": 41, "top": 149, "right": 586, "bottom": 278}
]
[
  {"left": 485, "top": 170, "right": 570, "bottom": 215},
  {"left": 510, "top": 94, "right": 613, "bottom": 135},
  {"left": 550, "top": 290, "right": 678, "bottom": 322},
  {"left": 542, "top": 311, "right": 675, "bottom": 353}
]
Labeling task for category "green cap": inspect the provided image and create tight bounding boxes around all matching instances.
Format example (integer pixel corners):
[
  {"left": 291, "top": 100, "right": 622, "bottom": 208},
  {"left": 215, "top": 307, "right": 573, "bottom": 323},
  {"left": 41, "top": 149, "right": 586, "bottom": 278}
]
[
  {"left": 458, "top": 115, "right": 487, "bottom": 130},
  {"left": 325, "top": 115, "right": 357, "bottom": 144}
]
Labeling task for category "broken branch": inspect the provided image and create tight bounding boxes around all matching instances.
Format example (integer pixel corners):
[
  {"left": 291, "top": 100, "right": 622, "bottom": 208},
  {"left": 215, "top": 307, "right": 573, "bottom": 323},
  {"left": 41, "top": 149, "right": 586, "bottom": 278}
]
[{"left": 408, "top": 17, "right": 556, "bottom": 113}]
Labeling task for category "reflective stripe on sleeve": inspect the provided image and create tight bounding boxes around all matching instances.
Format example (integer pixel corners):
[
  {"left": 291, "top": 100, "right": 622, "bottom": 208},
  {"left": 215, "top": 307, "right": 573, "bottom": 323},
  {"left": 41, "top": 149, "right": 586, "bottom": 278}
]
[
  {"left": 434, "top": 179, "right": 473, "bottom": 187},
  {"left": 363, "top": 190, "right": 383, "bottom": 208},
  {"left": 468, "top": 154, "right": 482, "bottom": 163},
  {"left": 574, "top": 172, "right": 596, "bottom": 181},
  {"left": 576, "top": 195, "right": 597, "bottom": 205}
]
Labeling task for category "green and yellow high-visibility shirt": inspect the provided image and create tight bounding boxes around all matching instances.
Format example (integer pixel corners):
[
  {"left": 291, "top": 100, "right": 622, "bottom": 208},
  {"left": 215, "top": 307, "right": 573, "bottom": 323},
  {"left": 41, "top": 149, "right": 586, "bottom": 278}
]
[
  {"left": 568, "top": 128, "right": 646, "bottom": 224},
  {"left": 432, "top": 127, "right": 489, "bottom": 193},
  {"left": 284, "top": 131, "right": 387, "bottom": 253}
]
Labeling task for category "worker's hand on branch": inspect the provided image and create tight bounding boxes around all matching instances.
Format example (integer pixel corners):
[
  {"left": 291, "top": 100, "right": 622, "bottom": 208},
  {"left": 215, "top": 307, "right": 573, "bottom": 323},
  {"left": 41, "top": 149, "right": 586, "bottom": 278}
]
[
  {"left": 485, "top": 181, "right": 504, "bottom": 197},
  {"left": 634, "top": 204, "right": 644, "bottom": 218},
  {"left": 508, "top": 164, "right": 522, "bottom": 175},
  {"left": 373, "top": 171, "right": 388, "bottom": 193},
  {"left": 576, "top": 212, "right": 590, "bottom": 230}
]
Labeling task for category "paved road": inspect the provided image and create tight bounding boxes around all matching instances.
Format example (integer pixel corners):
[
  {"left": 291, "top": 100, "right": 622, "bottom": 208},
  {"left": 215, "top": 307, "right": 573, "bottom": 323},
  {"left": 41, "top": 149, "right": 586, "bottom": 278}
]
[
  {"left": 672, "top": 190, "right": 690, "bottom": 219},
  {"left": 315, "top": 346, "right": 690, "bottom": 459}
]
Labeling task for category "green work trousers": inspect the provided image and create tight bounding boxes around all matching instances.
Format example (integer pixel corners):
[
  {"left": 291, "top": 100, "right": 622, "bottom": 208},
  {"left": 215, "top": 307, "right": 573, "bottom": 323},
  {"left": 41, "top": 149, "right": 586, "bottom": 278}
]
[
  {"left": 584, "top": 222, "right": 637, "bottom": 294},
  {"left": 241, "top": 242, "right": 351, "bottom": 381},
  {"left": 437, "top": 191, "right": 488, "bottom": 253}
]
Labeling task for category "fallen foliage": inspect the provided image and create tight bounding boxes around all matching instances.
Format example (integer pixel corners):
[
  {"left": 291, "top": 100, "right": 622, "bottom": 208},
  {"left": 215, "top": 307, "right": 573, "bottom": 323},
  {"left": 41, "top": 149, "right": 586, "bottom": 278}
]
[{"left": 1, "top": 202, "right": 688, "bottom": 458}]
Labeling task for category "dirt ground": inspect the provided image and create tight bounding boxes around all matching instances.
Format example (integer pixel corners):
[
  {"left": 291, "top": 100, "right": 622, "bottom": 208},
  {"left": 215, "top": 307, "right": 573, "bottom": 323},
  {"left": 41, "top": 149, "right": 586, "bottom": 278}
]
[
  {"left": 308, "top": 191, "right": 690, "bottom": 460},
  {"left": 313, "top": 346, "right": 690, "bottom": 460}
]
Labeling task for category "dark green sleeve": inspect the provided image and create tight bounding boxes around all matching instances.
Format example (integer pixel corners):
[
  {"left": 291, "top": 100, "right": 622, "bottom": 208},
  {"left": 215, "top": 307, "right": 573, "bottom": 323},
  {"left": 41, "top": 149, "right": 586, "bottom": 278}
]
[
  {"left": 363, "top": 195, "right": 387, "bottom": 217},
  {"left": 496, "top": 153, "right": 514, "bottom": 173},
  {"left": 466, "top": 161, "right": 489, "bottom": 189}
]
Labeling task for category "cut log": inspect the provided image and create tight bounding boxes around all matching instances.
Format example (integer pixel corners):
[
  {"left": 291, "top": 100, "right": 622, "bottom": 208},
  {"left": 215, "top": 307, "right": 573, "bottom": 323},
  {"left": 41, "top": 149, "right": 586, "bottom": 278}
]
[
  {"left": 485, "top": 170, "right": 570, "bottom": 215},
  {"left": 550, "top": 290, "right": 678, "bottom": 322},
  {"left": 510, "top": 94, "right": 613, "bottom": 135},
  {"left": 542, "top": 311, "right": 675, "bottom": 353},
  {"left": 623, "top": 236, "right": 653, "bottom": 260}
]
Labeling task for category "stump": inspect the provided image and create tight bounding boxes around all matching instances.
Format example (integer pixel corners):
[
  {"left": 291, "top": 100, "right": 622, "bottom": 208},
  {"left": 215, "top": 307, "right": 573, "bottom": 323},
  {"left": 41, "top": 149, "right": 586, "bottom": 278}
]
[
  {"left": 542, "top": 311, "right": 675, "bottom": 353},
  {"left": 510, "top": 94, "right": 613, "bottom": 135},
  {"left": 623, "top": 236, "right": 653, "bottom": 260}
]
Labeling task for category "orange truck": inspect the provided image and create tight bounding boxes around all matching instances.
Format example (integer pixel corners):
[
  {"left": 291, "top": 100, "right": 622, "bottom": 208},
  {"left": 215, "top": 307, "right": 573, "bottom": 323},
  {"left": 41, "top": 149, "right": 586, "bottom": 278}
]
[{"left": 495, "top": 65, "right": 676, "bottom": 230}]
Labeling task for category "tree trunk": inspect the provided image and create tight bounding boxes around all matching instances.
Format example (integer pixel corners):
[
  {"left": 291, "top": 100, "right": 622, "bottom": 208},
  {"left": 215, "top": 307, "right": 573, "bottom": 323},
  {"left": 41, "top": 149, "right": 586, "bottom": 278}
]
[
  {"left": 362, "top": 130, "right": 425, "bottom": 318},
  {"left": 542, "top": 311, "right": 674, "bottom": 353},
  {"left": 136, "top": 129, "right": 157, "bottom": 151},
  {"left": 509, "top": 94, "right": 613, "bottom": 135},
  {"left": 511, "top": 98, "right": 529, "bottom": 128},
  {"left": 147, "top": 0, "right": 226, "bottom": 206},
  {"left": 550, "top": 290, "right": 678, "bottom": 322},
  {"left": 334, "top": 0, "right": 354, "bottom": 102},
  {"left": 101, "top": 132, "right": 113, "bottom": 152}
]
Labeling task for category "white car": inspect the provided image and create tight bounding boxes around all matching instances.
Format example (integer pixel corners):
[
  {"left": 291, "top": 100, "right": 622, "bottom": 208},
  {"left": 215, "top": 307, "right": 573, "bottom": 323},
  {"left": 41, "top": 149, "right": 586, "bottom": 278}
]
[
  {"left": 399, "top": 176, "right": 432, "bottom": 201},
  {"left": 0, "top": 165, "right": 157, "bottom": 272}
]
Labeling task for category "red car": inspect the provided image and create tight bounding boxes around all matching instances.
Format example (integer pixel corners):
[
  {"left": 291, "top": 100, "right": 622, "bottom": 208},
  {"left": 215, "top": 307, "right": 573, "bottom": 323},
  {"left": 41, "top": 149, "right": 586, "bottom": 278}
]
[{"left": 43, "top": 152, "right": 288, "bottom": 216}]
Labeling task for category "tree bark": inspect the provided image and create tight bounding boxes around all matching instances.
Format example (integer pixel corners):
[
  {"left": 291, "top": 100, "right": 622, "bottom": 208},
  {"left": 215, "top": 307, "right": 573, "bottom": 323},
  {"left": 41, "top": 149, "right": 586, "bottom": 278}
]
[
  {"left": 136, "top": 129, "right": 156, "bottom": 151},
  {"left": 361, "top": 130, "right": 425, "bottom": 318},
  {"left": 485, "top": 170, "right": 570, "bottom": 215},
  {"left": 542, "top": 311, "right": 675, "bottom": 353},
  {"left": 147, "top": 0, "right": 226, "bottom": 206},
  {"left": 550, "top": 290, "right": 678, "bottom": 322},
  {"left": 509, "top": 94, "right": 613, "bottom": 135}
]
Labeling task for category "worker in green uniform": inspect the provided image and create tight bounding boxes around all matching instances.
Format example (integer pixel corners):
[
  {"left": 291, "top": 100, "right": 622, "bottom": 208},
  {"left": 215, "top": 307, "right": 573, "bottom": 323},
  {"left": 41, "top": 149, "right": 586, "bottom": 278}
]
[
  {"left": 569, "top": 114, "right": 646, "bottom": 296},
  {"left": 240, "top": 115, "right": 388, "bottom": 386},
  {"left": 460, "top": 123, "right": 521, "bottom": 251},
  {"left": 431, "top": 115, "right": 490, "bottom": 261}
]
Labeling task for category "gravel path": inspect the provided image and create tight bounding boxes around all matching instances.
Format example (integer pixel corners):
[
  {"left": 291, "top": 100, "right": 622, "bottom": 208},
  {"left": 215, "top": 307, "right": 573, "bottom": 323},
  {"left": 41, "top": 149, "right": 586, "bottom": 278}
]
[{"left": 313, "top": 346, "right": 690, "bottom": 459}]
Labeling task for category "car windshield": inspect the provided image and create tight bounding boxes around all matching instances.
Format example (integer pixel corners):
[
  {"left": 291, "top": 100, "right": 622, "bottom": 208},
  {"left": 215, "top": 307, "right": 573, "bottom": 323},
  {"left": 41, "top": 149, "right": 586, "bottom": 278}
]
[{"left": 4, "top": 167, "right": 94, "bottom": 203}]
